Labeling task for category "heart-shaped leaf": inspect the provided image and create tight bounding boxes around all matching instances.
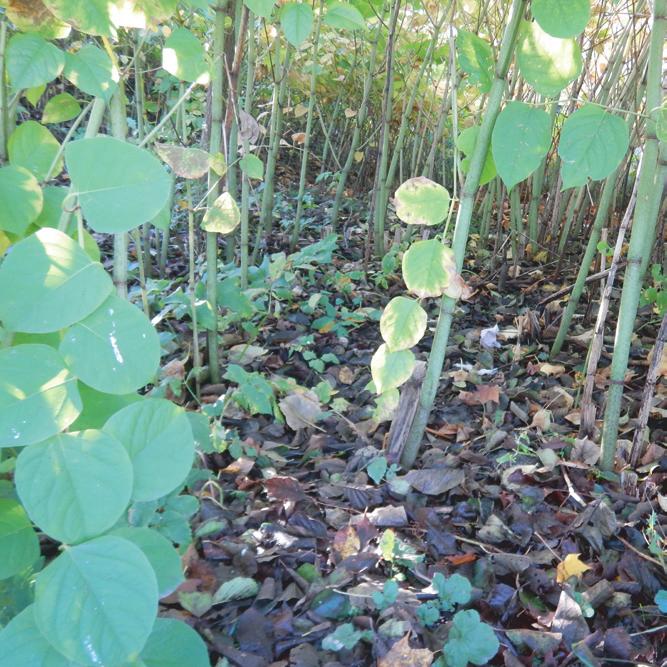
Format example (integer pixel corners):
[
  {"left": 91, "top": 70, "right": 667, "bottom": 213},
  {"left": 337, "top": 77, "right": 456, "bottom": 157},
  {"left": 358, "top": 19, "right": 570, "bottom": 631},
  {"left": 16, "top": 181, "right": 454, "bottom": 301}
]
[
  {"left": 0, "top": 499, "right": 40, "bottom": 580},
  {"left": 16, "top": 430, "right": 133, "bottom": 544},
  {"left": 0, "top": 166, "right": 43, "bottom": 236},
  {"left": 6, "top": 33, "right": 64, "bottom": 90},
  {"left": 371, "top": 344, "right": 415, "bottom": 394},
  {"left": 532, "top": 0, "right": 590, "bottom": 38},
  {"left": 380, "top": 296, "right": 427, "bottom": 351},
  {"left": 402, "top": 239, "right": 456, "bottom": 298},
  {"left": 394, "top": 177, "right": 450, "bottom": 226}
]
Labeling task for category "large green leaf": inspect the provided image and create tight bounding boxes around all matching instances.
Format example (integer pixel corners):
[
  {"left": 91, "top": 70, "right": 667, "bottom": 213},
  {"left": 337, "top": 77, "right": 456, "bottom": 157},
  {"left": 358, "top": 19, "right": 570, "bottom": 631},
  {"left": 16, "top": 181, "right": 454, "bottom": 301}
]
[
  {"left": 0, "top": 345, "right": 81, "bottom": 447},
  {"left": 244, "top": 0, "right": 275, "bottom": 18},
  {"left": 162, "top": 27, "right": 210, "bottom": 84},
  {"left": 59, "top": 295, "right": 160, "bottom": 394},
  {"left": 0, "top": 228, "right": 112, "bottom": 333},
  {"left": 6, "top": 33, "right": 64, "bottom": 90},
  {"left": 558, "top": 105, "right": 629, "bottom": 189},
  {"left": 380, "top": 296, "right": 427, "bottom": 352},
  {"left": 8, "top": 120, "right": 62, "bottom": 181},
  {"left": 63, "top": 45, "right": 118, "bottom": 102},
  {"left": 0, "top": 166, "right": 43, "bottom": 235},
  {"left": 103, "top": 399, "right": 194, "bottom": 501},
  {"left": 43, "top": 0, "right": 113, "bottom": 35},
  {"left": 34, "top": 536, "right": 158, "bottom": 666},
  {"left": 443, "top": 609, "right": 500, "bottom": 667},
  {"left": 139, "top": 618, "right": 211, "bottom": 667},
  {"left": 42, "top": 92, "right": 82, "bottom": 124},
  {"left": 402, "top": 239, "right": 455, "bottom": 298},
  {"left": 394, "top": 177, "right": 450, "bottom": 226},
  {"left": 110, "top": 528, "right": 184, "bottom": 598},
  {"left": 371, "top": 344, "right": 415, "bottom": 394},
  {"left": 0, "top": 606, "right": 74, "bottom": 667},
  {"left": 239, "top": 154, "right": 264, "bottom": 180},
  {"left": 456, "top": 30, "right": 493, "bottom": 92},
  {"left": 65, "top": 136, "right": 171, "bottom": 233},
  {"left": 456, "top": 126, "right": 496, "bottom": 186},
  {"left": 517, "top": 21, "right": 582, "bottom": 97},
  {"left": 108, "top": 0, "right": 179, "bottom": 29},
  {"left": 0, "top": 499, "right": 40, "bottom": 580},
  {"left": 70, "top": 383, "right": 142, "bottom": 431},
  {"left": 491, "top": 101, "right": 552, "bottom": 191},
  {"left": 532, "top": 0, "right": 590, "bottom": 38},
  {"left": 201, "top": 191, "right": 241, "bottom": 234},
  {"left": 281, "top": 3, "right": 314, "bottom": 47},
  {"left": 324, "top": 2, "right": 365, "bottom": 30},
  {"left": 16, "top": 430, "right": 133, "bottom": 544}
]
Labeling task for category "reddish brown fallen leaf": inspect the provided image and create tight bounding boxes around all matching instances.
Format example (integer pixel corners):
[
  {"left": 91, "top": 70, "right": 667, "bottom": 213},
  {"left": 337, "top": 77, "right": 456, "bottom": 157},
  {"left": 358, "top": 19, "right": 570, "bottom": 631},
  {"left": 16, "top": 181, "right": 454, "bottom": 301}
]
[
  {"left": 445, "top": 553, "right": 477, "bottom": 566},
  {"left": 263, "top": 476, "right": 306, "bottom": 502},
  {"left": 459, "top": 384, "right": 500, "bottom": 405},
  {"left": 378, "top": 634, "right": 433, "bottom": 667}
]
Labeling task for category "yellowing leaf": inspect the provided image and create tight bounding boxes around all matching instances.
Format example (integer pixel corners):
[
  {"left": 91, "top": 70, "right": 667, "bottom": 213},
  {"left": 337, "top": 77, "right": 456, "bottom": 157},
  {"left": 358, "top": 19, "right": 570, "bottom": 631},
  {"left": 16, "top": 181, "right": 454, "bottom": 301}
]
[
  {"left": 344, "top": 108, "right": 357, "bottom": 118},
  {"left": 293, "top": 103, "right": 308, "bottom": 118},
  {"left": 538, "top": 362, "right": 565, "bottom": 377},
  {"left": 354, "top": 151, "right": 364, "bottom": 163},
  {"left": 556, "top": 553, "right": 590, "bottom": 583}
]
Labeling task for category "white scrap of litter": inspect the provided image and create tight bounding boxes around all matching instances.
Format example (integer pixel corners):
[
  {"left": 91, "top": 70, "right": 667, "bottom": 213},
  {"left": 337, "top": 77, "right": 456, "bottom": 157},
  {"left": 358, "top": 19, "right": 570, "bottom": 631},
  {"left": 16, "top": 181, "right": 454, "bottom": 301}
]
[{"left": 480, "top": 324, "right": 502, "bottom": 349}]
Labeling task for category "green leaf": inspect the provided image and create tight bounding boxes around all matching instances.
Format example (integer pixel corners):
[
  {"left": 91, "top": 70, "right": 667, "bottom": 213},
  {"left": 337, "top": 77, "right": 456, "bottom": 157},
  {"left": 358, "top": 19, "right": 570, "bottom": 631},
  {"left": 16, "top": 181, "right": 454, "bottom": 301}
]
[
  {"left": 456, "top": 126, "right": 496, "bottom": 186},
  {"left": 0, "top": 345, "right": 81, "bottom": 447},
  {"left": 380, "top": 296, "right": 427, "bottom": 351},
  {"left": 0, "top": 228, "right": 112, "bottom": 333},
  {"left": 65, "top": 136, "right": 172, "bottom": 233},
  {"left": 59, "top": 295, "right": 161, "bottom": 394},
  {"left": 324, "top": 2, "right": 365, "bottom": 31},
  {"left": 15, "top": 430, "right": 133, "bottom": 544},
  {"left": 103, "top": 399, "right": 195, "bottom": 501},
  {"left": 367, "top": 456, "right": 388, "bottom": 484},
  {"left": 443, "top": 609, "right": 500, "bottom": 667},
  {"left": 394, "top": 176, "right": 450, "bottom": 226},
  {"left": 433, "top": 573, "right": 472, "bottom": 612},
  {"left": 456, "top": 30, "right": 493, "bottom": 92},
  {"left": 0, "top": 166, "right": 43, "bottom": 236},
  {"left": 162, "top": 27, "right": 210, "bottom": 84},
  {"left": 491, "top": 101, "right": 552, "bottom": 191},
  {"left": 532, "top": 0, "right": 590, "bottom": 38},
  {"left": 213, "top": 576, "right": 259, "bottom": 604},
  {"left": 33, "top": 185, "right": 67, "bottom": 228},
  {"left": 239, "top": 153, "right": 264, "bottom": 179},
  {"left": 224, "top": 365, "right": 275, "bottom": 415},
  {"left": 34, "top": 535, "right": 158, "bottom": 666},
  {"left": 43, "top": 0, "right": 113, "bottom": 35},
  {"left": 558, "top": 105, "right": 629, "bottom": 189},
  {"left": 0, "top": 605, "right": 73, "bottom": 666},
  {"left": 322, "top": 623, "right": 369, "bottom": 651},
  {"left": 655, "top": 590, "right": 667, "bottom": 613},
  {"left": 110, "top": 528, "right": 184, "bottom": 598},
  {"left": 63, "top": 44, "right": 118, "bottom": 102},
  {"left": 201, "top": 191, "right": 241, "bottom": 234},
  {"left": 281, "top": 3, "right": 314, "bottom": 47},
  {"left": 6, "top": 33, "right": 65, "bottom": 90},
  {"left": 42, "top": 92, "right": 82, "bottom": 124},
  {"left": 139, "top": 618, "right": 211, "bottom": 667},
  {"left": 517, "top": 21, "right": 583, "bottom": 97},
  {"left": 0, "top": 499, "right": 39, "bottom": 580},
  {"left": 371, "top": 343, "right": 415, "bottom": 394},
  {"left": 402, "top": 239, "right": 456, "bottom": 298},
  {"left": 244, "top": 0, "right": 275, "bottom": 18},
  {"left": 70, "top": 383, "right": 142, "bottom": 431},
  {"left": 8, "top": 120, "right": 62, "bottom": 181},
  {"left": 24, "top": 84, "right": 46, "bottom": 107}
]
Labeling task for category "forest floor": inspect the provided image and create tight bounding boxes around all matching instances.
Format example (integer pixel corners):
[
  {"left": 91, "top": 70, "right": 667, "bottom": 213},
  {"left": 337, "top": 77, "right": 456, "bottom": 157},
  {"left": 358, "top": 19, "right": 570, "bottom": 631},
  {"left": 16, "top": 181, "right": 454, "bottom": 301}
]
[{"left": 146, "top": 205, "right": 667, "bottom": 667}]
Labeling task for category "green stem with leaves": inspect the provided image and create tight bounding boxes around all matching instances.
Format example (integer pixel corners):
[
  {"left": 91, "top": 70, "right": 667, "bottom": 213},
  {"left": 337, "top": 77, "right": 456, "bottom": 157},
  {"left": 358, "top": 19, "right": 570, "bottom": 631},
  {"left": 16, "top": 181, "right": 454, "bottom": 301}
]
[
  {"left": 205, "top": 0, "right": 227, "bottom": 383},
  {"left": 600, "top": 0, "right": 666, "bottom": 470},
  {"left": 290, "top": 0, "right": 324, "bottom": 250},
  {"left": 400, "top": 0, "right": 527, "bottom": 470}
]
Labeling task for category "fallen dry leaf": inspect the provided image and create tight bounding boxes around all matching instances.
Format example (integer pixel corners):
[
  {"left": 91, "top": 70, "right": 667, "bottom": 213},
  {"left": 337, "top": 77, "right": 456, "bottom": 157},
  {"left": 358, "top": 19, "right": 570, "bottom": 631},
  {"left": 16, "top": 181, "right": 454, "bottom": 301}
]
[
  {"left": 556, "top": 553, "right": 591, "bottom": 583},
  {"left": 378, "top": 634, "right": 433, "bottom": 667}
]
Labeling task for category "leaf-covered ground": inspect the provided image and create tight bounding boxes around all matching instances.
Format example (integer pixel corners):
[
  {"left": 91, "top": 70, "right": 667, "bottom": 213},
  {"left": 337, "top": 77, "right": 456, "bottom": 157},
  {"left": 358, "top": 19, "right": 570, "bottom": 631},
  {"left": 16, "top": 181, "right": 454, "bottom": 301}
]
[{"left": 152, "top": 214, "right": 666, "bottom": 667}]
